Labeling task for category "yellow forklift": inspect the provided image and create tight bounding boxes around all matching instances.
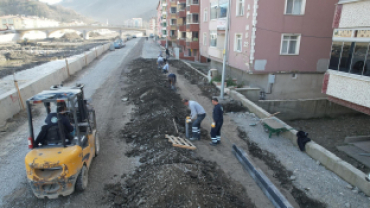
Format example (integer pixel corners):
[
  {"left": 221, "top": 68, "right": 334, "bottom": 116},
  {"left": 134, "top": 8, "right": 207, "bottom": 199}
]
[{"left": 24, "top": 84, "right": 99, "bottom": 199}]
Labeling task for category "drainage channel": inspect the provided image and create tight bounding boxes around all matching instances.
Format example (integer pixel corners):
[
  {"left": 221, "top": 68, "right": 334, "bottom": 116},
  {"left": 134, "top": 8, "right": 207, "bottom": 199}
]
[{"left": 233, "top": 144, "right": 293, "bottom": 208}]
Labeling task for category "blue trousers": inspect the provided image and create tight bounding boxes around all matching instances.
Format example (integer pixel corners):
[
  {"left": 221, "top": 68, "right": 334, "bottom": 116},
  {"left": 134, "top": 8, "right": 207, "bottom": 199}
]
[
  {"left": 192, "top": 113, "right": 206, "bottom": 140},
  {"left": 211, "top": 121, "right": 223, "bottom": 144}
]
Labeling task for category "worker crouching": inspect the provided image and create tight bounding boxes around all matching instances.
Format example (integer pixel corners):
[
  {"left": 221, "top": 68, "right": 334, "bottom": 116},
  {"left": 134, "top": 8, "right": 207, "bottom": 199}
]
[
  {"left": 183, "top": 99, "right": 206, "bottom": 141},
  {"left": 210, "top": 98, "right": 223, "bottom": 146}
]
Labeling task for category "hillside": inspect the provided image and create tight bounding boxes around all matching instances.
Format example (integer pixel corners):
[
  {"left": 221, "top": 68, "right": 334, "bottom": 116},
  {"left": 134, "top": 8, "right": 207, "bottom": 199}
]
[
  {"left": 59, "top": 0, "right": 158, "bottom": 24},
  {"left": 0, "top": 0, "right": 93, "bottom": 23}
]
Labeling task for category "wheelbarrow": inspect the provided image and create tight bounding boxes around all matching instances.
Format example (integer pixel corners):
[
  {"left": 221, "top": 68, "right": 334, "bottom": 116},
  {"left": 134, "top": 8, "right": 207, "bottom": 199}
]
[{"left": 262, "top": 117, "right": 288, "bottom": 138}]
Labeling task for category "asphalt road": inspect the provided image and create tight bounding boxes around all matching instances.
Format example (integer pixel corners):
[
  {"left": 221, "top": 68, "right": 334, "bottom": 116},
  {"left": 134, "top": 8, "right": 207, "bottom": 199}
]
[{"left": 0, "top": 38, "right": 142, "bottom": 207}]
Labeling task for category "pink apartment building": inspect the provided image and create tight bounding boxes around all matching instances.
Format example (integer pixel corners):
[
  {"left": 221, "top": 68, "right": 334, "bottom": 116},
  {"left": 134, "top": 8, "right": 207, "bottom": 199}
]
[{"left": 200, "top": 0, "right": 337, "bottom": 100}]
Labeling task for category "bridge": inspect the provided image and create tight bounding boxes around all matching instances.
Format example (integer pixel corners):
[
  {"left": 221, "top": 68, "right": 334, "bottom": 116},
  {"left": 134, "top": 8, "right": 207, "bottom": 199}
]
[{"left": 13, "top": 25, "right": 150, "bottom": 40}]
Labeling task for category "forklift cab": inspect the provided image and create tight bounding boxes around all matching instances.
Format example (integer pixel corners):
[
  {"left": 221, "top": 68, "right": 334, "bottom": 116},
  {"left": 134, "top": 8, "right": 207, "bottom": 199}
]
[
  {"left": 27, "top": 84, "right": 95, "bottom": 148},
  {"left": 24, "top": 84, "right": 99, "bottom": 199}
]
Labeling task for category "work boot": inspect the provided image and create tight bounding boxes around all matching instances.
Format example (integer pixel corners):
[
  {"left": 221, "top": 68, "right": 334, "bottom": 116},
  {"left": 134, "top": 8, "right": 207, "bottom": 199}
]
[{"left": 209, "top": 142, "right": 217, "bottom": 146}]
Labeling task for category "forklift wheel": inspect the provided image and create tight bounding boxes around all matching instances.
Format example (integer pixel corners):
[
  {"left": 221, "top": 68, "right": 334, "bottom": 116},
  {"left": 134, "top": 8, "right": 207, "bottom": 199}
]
[
  {"left": 75, "top": 165, "right": 88, "bottom": 191},
  {"left": 95, "top": 133, "right": 100, "bottom": 157}
]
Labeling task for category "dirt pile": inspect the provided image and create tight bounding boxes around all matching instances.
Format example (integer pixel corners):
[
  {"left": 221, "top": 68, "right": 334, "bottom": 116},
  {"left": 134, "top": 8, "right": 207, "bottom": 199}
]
[{"left": 103, "top": 58, "right": 255, "bottom": 208}]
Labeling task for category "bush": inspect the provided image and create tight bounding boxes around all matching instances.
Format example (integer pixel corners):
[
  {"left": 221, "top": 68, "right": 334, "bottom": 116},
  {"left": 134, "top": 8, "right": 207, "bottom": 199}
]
[{"left": 210, "top": 75, "right": 222, "bottom": 83}]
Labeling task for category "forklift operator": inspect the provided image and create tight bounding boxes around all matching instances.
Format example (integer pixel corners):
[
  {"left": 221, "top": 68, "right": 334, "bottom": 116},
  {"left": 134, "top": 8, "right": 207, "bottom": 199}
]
[{"left": 45, "top": 101, "right": 75, "bottom": 139}]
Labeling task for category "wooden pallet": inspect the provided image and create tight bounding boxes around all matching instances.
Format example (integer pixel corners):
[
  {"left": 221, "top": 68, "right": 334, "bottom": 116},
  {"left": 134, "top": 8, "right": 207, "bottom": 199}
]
[{"left": 165, "top": 134, "right": 196, "bottom": 150}]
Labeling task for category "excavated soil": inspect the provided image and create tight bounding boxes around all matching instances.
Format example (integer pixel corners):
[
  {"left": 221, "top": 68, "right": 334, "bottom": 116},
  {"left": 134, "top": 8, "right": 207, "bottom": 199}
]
[
  {"left": 103, "top": 58, "right": 255, "bottom": 208},
  {"left": 168, "top": 60, "right": 247, "bottom": 113},
  {"left": 237, "top": 127, "right": 327, "bottom": 208}
]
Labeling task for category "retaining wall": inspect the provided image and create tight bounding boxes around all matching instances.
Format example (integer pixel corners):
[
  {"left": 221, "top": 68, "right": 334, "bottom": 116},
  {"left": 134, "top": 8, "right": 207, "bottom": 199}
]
[
  {"left": 182, "top": 60, "right": 370, "bottom": 196},
  {"left": 258, "top": 99, "right": 360, "bottom": 120},
  {"left": 0, "top": 43, "right": 110, "bottom": 127}
]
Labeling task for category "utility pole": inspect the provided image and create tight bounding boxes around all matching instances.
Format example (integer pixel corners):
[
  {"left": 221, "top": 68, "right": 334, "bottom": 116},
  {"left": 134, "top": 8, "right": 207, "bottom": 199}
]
[{"left": 220, "top": 0, "right": 231, "bottom": 99}]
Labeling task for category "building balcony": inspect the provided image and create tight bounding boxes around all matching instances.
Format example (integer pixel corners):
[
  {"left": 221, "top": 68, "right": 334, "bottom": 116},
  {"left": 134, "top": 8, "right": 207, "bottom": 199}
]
[
  {"left": 170, "top": 13, "right": 177, "bottom": 18},
  {"left": 167, "top": 35, "right": 177, "bottom": 41},
  {"left": 322, "top": 70, "right": 370, "bottom": 115},
  {"left": 178, "top": 39, "right": 186, "bottom": 46},
  {"left": 178, "top": 25, "right": 186, "bottom": 32},
  {"left": 186, "top": 39, "right": 199, "bottom": 50},
  {"left": 208, "top": 47, "right": 222, "bottom": 59},
  {"left": 170, "top": 1, "right": 177, "bottom": 6},
  {"left": 186, "top": 24, "right": 199, "bottom": 32},
  {"left": 178, "top": 10, "right": 186, "bottom": 18},
  {"left": 167, "top": 25, "right": 177, "bottom": 30},
  {"left": 186, "top": 4, "right": 199, "bottom": 13}
]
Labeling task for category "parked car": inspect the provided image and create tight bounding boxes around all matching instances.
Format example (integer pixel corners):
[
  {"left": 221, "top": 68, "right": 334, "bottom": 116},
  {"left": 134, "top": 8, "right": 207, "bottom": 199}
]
[
  {"left": 114, "top": 39, "right": 125, "bottom": 49},
  {"left": 149, "top": 34, "right": 154, "bottom": 38},
  {"left": 132, "top": 35, "right": 137, "bottom": 38}
]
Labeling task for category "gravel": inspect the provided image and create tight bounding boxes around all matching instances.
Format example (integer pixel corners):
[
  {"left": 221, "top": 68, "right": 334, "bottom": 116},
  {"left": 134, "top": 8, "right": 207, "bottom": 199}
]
[{"left": 229, "top": 112, "right": 370, "bottom": 208}]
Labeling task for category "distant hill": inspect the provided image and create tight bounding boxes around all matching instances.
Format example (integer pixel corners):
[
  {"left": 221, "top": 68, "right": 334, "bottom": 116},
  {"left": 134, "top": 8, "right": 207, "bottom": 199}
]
[
  {"left": 0, "top": 0, "right": 93, "bottom": 23},
  {"left": 59, "top": 0, "right": 158, "bottom": 24}
]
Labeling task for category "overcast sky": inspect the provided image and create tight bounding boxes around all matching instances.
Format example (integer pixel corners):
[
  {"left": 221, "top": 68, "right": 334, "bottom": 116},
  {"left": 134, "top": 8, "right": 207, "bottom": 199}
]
[{"left": 39, "top": 0, "right": 62, "bottom": 5}]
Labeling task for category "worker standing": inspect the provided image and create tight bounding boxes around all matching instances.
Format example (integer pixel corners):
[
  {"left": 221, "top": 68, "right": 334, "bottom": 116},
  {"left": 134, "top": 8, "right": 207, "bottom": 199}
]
[
  {"left": 183, "top": 99, "right": 206, "bottom": 141},
  {"left": 166, "top": 48, "right": 170, "bottom": 60},
  {"left": 210, "top": 98, "right": 223, "bottom": 146}
]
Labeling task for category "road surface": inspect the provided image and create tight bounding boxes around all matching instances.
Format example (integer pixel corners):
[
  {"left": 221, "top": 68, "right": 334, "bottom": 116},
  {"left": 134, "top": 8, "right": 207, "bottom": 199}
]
[{"left": 0, "top": 38, "right": 142, "bottom": 208}]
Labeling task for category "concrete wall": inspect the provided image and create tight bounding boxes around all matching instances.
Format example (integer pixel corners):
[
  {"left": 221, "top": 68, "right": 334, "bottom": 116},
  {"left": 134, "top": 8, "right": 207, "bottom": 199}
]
[
  {"left": 258, "top": 99, "right": 360, "bottom": 121},
  {"left": 210, "top": 60, "right": 326, "bottom": 100},
  {"left": 326, "top": 70, "right": 370, "bottom": 109},
  {"left": 0, "top": 43, "right": 110, "bottom": 126},
  {"left": 339, "top": 1, "right": 370, "bottom": 28}
]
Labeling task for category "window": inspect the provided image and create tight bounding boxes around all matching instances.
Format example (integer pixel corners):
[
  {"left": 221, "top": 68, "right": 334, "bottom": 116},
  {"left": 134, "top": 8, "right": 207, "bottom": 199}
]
[
  {"left": 329, "top": 42, "right": 370, "bottom": 76},
  {"left": 285, "top": 0, "right": 306, "bottom": 15},
  {"left": 364, "top": 44, "right": 370, "bottom": 76},
  {"left": 171, "top": 7, "right": 177, "bottom": 13},
  {"left": 170, "top": 30, "right": 175, "bottom": 36},
  {"left": 339, "top": 42, "right": 353, "bottom": 72},
  {"left": 329, "top": 42, "right": 342, "bottom": 71},
  {"left": 280, "top": 34, "right": 300, "bottom": 55},
  {"left": 236, "top": 0, "right": 245, "bottom": 16},
  {"left": 350, "top": 43, "right": 368, "bottom": 75},
  {"left": 234, "top": 34, "right": 242, "bottom": 52},
  {"left": 218, "top": 0, "right": 229, "bottom": 18},
  {"left": 187, "top": 14, "right": 199, "bottom": 24},
  {"left": 171, "top": 19, "right": 177, "bottom": 25},
  {"left": 210, "top": 31, "right": 217, "bottom": 47},
  {"left": 203, "top": 33, "right": 207, "bottom": 45},
  {"left": 204, "top": 8, "right": 208, "bottom": 22},
  {"left": 210, "top": 2, "right": 218, "bottom": 20}
]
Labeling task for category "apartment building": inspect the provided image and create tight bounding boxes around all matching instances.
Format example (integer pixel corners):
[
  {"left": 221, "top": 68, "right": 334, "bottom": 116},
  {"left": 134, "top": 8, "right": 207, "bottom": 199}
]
[
  {"left": 200, "top": 0, "right": 337, "bottom": 100},
  {"left": 149, "top": 17, "right": 157, "bottom": 35},
  {"left": 157, "top": 0, "right": 200, "bottom": 61},
  {"left": 322, "top": 0, "right": 370, "bottom": 115}
]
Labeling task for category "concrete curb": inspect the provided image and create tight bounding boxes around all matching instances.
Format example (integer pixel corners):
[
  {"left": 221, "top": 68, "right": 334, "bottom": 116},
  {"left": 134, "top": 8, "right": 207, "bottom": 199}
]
[
  {"left": 178, "top": 59, "right": 370, "bottom": 196},
  {"left": 0, "top": 43, "right": 111, "bottom": 127},
  {"left": 233, "top": 144, "right": 293, "bottom": 208}
]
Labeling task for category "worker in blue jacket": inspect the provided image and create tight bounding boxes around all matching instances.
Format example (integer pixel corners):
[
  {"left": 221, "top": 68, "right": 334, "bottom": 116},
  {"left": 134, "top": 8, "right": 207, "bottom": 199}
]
[{"left": 210, "top": 98, "right": 223, "bottom": 146}]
